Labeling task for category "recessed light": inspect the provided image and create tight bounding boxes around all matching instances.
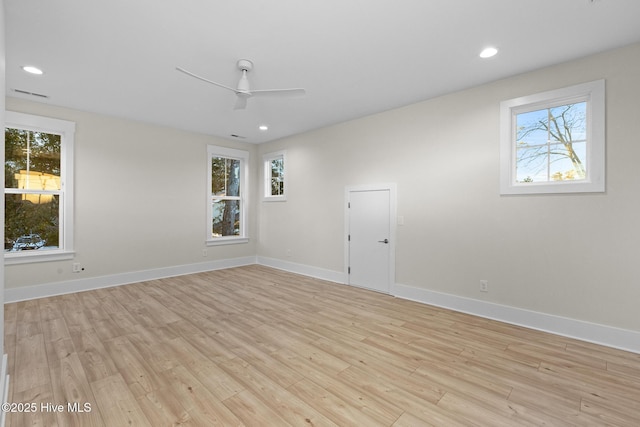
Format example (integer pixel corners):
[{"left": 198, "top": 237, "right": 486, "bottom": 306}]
[
  {"left": 479, "top": 47, "right": 498, "bottom": 59},
  {"left": 22, "top": 65, "right": 44, "bottom": 75},
  {"left": 259, "top": 125, "right": 269, "bottom": 131}
]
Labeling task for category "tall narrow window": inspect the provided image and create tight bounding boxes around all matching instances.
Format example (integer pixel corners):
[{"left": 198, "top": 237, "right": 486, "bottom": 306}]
[
  {"left": 263, "top": 150, "right": 287, "bottom": 201},
  {"left": 4, "top": 111, "right": 75, "bottom": 263},
  {"left": 207, "top": 145, "right": 249, "bottom": 245},
  {"left": 500, "top": 80, "right": 605, "bottom": 195}
]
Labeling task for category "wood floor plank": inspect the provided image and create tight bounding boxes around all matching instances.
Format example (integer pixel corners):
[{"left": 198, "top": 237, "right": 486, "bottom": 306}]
[
  {"left": 222, "top": 389, "right": 289, "bottom": 427},
  {"left": 90, "top": 374, "right": 152, "bottom": 427},
  {"left": 219, "top": 356, "right": 339, "bottom": 427},
  {"left": 15, "top": 300, "right": 42, "bottom": 339},
  {"left": 391, "top": 411, "right": 436, "bottom": 427},
  {"left": 10, "top": 384, "right": 59, "bottom": 427},
  {"left": 4, "top": 265, "right": 640, "bottom": 426},
  {"left": 283, "top": 350, "right": 405, "bottom": 424},
  {"left": 48, "top": 352, "right": 105, "bottom": 426},
  {"left": 136, "top": 388, "right": 191, "bottom": 427},
  {"left": 153, "top": 364, "right": 244, "bottom": 427},
  {"left": 391, "top": 406, "right": 481, "bottom": 427},
  {"left": 13, "top": 334, "right": 49, "bottom": 394},
  {"left": 102, "top": 336, "right": 168, "bottom": 398},
  {"left": 67, "top": 326, "right": 119, "bottom": 384},
  {"left": 287, "top": 378, "right": 388, "bottom": 427}
]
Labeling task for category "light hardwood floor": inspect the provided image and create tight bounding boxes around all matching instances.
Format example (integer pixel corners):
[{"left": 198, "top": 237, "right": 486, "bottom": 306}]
[{"left": 4, "top": 265, "right": 640, "bottom": 426}]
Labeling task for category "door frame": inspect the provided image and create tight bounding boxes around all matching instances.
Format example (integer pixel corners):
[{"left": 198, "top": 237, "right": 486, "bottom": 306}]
[{"left": 344, "top": 183, "right": 397, "bottom": 293}]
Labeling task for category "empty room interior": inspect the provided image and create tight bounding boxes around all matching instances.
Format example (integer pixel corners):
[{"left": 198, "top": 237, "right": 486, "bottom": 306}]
[{"left": 2, "top": 0, "right": 640, "bottom": 425}]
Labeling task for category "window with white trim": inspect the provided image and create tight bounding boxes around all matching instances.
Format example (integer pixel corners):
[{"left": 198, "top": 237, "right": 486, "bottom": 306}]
[
  {"left": 500, "top": 80, "right": 605, "bottom": 195},
  {"left": 207, "top": 145, "right": 249, "bottom": 245},
  {"left": 4, "top": 111, "right": 75, "bottom": 264},
  {"left": 263, "top": 150, "right": 287, "bottom": 201}
]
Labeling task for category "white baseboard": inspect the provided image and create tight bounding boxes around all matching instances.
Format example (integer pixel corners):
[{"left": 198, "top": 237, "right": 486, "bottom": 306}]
[
  {"left": 394, "top": 282, "right": 640, "bottom": 355},
  {"left": 256, "top": 256, "right": 345, "bottom": 284},
  {"left": 4, "top": 256, "right": 257, "bottom": 303}
]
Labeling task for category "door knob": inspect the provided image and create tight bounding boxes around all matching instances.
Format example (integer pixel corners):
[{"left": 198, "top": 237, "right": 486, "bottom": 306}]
[{"left": 378, "top": 238, "right": 389, "bottom": 244}]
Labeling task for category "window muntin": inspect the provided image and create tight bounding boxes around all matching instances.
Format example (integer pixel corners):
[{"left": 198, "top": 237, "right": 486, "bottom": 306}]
[
  {"left": 500, "top": 80, "right": 605, "bottom": 195},
  {"left": 263, "top": 150, "right": 286, "bottom": 201},
  {"left": 207, "top": 145, "right": 248, "bottom": 245},
  {"left": 4, "top": 111, "right": 75, "bottom": 263}
]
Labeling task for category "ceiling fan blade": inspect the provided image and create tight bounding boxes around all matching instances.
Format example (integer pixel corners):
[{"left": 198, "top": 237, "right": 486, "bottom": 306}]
[
  {"left": 250, "top": 88, "right": 306, "bottom": 97},
  {"left": 233, "top": 96, "right": 248, "bottom": 110},
  {"left": 176, "top": 67, "right": 236, "bottom": 93}
]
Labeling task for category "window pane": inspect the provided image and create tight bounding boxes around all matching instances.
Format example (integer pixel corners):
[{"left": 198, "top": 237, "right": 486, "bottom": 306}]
[
  {"left": 516, "top": 108, "right": 548, "bottom": 147},
  {"left": 5, "top": 128, "right": 61, "bottom": 190},
  {"left": 212, "top": 199, "right": 240, "bottom": 237},
  {"left": 549, "top": 142, "right": 587, "bottom": 180},
  {"left": 211, "top": 157, "right": 240, "bottom": 197},
  {"left": 549, "top": 102, "right": 587, "bottom": 143},
  {"left": 271, "top": 178, "right": 284, "bottom": 196},
  {"left": 270, "top": 158, "right": 284, "bottom": 196},
  {"left": 516, "top": 145, "right": 548, "bottom": 182},
  {"left": 5, "top": 193, "right": 60, "bottom": 251}
]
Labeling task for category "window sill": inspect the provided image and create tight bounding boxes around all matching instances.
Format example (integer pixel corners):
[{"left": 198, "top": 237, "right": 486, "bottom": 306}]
[
  {"left": 5, "top": 250, "right": 75, "bottom": 265},
  {"left": 206, "top": 237, "right": 250, "bottom": 247},
  {"left": 500, "top": 179, "right": 605, "bottom": 195},
  {"left": 262, "top": 196, "right": 287, "bottom": 202}
]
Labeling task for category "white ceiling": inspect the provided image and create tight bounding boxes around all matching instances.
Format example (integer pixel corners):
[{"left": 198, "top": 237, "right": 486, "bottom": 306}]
[{"left": 6, "top": 0, "right": 640, "bottom": 144}]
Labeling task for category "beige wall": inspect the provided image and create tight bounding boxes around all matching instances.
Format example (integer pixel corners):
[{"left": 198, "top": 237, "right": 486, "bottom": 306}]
[
  {"left": 5, "top": 98, "right": 258, "bottom": 289},
  {"left": 258, "top": 43, "right": 640, "bottom": 332}
]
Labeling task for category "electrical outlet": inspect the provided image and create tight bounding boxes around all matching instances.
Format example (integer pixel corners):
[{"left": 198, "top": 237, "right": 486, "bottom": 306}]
[
  {"left": 202, "top": 249, "right": 207, "bottom": 257},
  {"left": 286, "top": 249, "right": 292, "bottom": 257},
  {"left": 480, "top": 280, "right": 489, "bottom": 292},
  {"left": 72, "top": 263, "right": 83, "bottom": 273}
]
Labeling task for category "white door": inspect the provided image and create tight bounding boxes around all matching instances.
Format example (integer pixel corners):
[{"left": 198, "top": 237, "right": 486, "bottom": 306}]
[{"left": 347, "top": 187, "right": 394, "bottom": 293}]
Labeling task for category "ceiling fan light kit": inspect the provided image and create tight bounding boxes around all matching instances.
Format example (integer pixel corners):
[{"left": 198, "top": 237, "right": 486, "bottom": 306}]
[{"left": 176, "top": 59, "right": 305, "bottom": 110}]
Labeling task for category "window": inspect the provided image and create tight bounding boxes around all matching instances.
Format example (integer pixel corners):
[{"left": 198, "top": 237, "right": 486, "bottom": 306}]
[
  {"left": 263, "top": 150, "right": 287, "bottom": 201},
  {"left": 207, "top": 145, "right": 249, "bottom": 245},
  {"left": 4, "top": 111, "right": 75, "bottom": 263},
  {"left": 500, "top": 80, "right": 605, "bottom": 195}
]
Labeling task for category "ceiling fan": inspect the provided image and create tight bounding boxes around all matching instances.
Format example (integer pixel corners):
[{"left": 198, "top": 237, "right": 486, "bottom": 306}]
[{"left": 176, "top": 59, "right": 306, "bottom": 110}]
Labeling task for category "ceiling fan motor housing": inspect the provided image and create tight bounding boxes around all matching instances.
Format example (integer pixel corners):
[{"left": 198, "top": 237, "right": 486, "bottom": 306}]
[{"left": 237, "top": 59, "right": 253, "bottom": 72}]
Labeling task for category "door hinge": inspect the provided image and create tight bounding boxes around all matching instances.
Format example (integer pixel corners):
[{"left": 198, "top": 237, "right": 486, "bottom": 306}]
[
  {"left": 348, "top": 234, "right": 350, "bottom": 241},
  {"left": 348, "top": 267, "right": 351, "bottom": 274},
  {"left": 348, "top": 202, "right": 351, "bottom": 208}
]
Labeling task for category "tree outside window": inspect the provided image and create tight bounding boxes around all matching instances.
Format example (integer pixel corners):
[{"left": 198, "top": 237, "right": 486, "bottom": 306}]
[
  {"left": 207, "top": 145, "right": 248, "bottom": 245},
  {"left": 5, "top": 127, "right": 61, "bottom": 252},
  {"left": 516, "top": 102, "right": 587, "bottom": 183},
  {"left": 269, "top": 157, "right": 284, "bottom": 196},
  {"left": 211, "top": 157, "right": 241, "bottom": 237}
]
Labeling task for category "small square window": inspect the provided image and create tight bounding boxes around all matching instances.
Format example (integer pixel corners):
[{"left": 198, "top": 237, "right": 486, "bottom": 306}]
[{"left": 500, "top": 80, "right": 605, "bottom": 195}]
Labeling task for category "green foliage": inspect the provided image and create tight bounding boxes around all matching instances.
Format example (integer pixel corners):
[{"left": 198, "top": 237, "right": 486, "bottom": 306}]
[
  {"left": 4, "top": 128, "right": 61, "bottom": 250},
  {"left": 5, "top": 128, "right": 60, "bottom": 186}
]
